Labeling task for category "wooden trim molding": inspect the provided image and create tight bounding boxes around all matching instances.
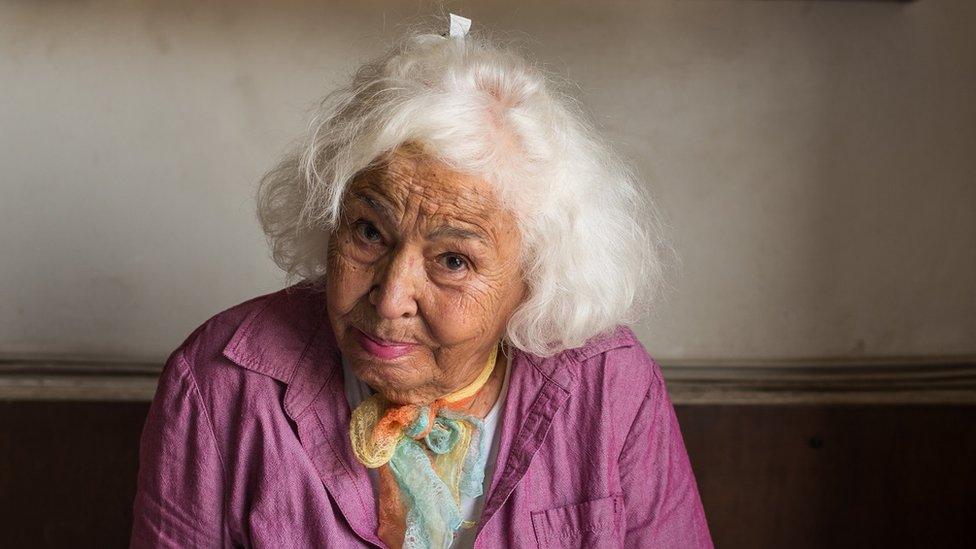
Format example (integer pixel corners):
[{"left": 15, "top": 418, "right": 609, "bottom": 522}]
[
  {"left": 1, "top": 356, "right": 975, "bottom": 404},
  {"left": 661, "top": 357, "right": 976, "bottom": 404},
  {"left": 0, "top": 358, "right": 160, "bottom": 402}
]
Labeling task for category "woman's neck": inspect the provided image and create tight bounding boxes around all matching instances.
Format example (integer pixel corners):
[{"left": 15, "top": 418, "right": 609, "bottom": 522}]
[{"left": 453, "top": 342, "right": 508, "bottom": 419}]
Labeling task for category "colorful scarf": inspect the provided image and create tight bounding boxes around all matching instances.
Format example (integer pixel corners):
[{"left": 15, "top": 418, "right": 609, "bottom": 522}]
[{"left": 349, "top": 344, "right": 500, "bottom": 549}]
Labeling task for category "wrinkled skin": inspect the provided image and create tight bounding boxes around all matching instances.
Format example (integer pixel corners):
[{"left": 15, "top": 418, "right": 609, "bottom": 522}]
[{"left": 325, "top": 144, "right": 527, "bottom": 409}]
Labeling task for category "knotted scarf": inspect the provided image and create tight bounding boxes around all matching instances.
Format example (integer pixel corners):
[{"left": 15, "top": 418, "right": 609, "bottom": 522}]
[{"left": 349, "top": 344, "right": 500, "bottom": 549}]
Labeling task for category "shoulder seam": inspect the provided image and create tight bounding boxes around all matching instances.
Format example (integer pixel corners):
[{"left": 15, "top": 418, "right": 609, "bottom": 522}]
[
  {"left": 571, "top": 326, "right": 639, "bottom": 363},
  {"left": 616, "top": 360, "right": 661, "bottom": 466},
  {"left": 174, "top": 348, "right": 230, "bottom": 536},
  {"left": 207, "top": 291, "right": 281, "bottom": 332}
]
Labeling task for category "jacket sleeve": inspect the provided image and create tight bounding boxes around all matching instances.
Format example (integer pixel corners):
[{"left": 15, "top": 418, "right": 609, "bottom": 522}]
[
  {"left": 616, "top": 353, "right": 714, "bottom": 548},
  {"left": 130, "top": 348, "right": 228, "bottom": 548}
]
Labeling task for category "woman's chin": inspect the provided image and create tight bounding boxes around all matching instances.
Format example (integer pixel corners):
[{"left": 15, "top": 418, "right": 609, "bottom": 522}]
[
  {"left": 349, "top": 360, "right": 429, "bottom": 403},
  {"left": 369, "top": 383, "right": 435, "bottom": 406}
]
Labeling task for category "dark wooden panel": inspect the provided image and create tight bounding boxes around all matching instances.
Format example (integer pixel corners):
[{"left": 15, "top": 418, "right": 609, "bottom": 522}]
[
  {"left": 681, "top": 406, "right": 976, "bottom": 549},
  {"left": 0, "top": 401, "right": 148, "bottom": 548},
  {"left": 1, "top": 402, "right": 974, "bottom": 548}
]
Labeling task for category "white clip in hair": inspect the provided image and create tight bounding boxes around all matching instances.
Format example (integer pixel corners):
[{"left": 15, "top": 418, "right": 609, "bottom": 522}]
[{"left": 448, "top": 13, "right": 472, "bottom": 38}]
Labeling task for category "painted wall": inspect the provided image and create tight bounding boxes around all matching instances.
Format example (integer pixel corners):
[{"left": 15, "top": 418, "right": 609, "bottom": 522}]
[{"left": 1, "top": 0, "right": 973, "bottom": 362}]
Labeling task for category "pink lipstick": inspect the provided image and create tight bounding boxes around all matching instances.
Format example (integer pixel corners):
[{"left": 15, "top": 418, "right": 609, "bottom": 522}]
[{"left": 354, "top": 328, "right": 417, "bottom": 360}]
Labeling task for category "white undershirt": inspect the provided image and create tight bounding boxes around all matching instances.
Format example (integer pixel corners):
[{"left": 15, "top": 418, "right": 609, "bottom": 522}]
[{"left": 341, "top": 349, "right": 511, "bottom": 549}]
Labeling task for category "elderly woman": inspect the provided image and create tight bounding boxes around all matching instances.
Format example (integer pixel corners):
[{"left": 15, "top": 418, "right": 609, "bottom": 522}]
[{"left": 130, "top": 19, "right": 712, "bottom": 549}]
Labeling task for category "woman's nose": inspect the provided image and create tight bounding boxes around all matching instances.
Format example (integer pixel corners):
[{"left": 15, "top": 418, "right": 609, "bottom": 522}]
[{"left": 369, "top": 245, "right": 421, "bottom": 319}]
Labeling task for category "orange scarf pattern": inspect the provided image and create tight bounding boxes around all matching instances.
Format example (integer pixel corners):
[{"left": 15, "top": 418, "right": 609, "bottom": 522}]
[{"left": 349, "top": 344, "right": 499, "bottom": 549}]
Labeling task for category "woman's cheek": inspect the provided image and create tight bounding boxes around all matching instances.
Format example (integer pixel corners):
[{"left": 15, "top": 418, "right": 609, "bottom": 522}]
[
  {"left": 330, "top": 252, "right": 374, "bottom": 310},
  {"left": 434, "top": 286, "right": 498, "bottom": 341}
]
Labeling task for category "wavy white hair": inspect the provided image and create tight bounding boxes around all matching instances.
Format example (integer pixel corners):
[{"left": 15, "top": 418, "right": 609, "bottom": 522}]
[{"left": 257, "top": 23, "right": 674, "bottom": 357}]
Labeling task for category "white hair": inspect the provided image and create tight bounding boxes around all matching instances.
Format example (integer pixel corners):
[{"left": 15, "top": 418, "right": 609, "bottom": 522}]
[{"left": 257, "top": 22, "right": 674, "bottom": 357}]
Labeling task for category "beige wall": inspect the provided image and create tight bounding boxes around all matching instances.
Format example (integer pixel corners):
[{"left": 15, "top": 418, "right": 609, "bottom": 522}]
[{"left": 1, "top": 0, "right": 973, "bottom": 362}]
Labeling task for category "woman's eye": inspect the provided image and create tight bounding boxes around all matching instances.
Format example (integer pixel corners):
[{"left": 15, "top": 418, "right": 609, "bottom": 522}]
[
  {"left": 441, "top": 253, "right": 469, "bottom": 272},
  {"left": 356, "top": 221, "right": 383, "bottom": 243}
]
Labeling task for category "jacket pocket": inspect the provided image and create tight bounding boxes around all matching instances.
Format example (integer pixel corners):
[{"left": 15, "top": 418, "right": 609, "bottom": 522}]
[{"left": 530, "top": 494, "right": 623, "bottom": 548}]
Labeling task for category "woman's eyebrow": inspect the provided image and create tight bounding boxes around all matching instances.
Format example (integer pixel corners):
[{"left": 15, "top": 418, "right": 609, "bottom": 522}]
[
  {"left": 352, "top": 191, "right": 397, "bottom": 224},
  {"left": 427, "top": 224, "right": 490, "bottom": 246}
]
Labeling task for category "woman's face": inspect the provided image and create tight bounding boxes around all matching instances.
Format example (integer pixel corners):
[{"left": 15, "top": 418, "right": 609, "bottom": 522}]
[{"left": 325, "top": 145, "right": 527, "bottom": 405}]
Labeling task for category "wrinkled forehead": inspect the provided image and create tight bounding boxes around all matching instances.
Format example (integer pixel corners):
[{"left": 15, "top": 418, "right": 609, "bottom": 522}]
[{"left": 347, "top": 145, "right": 504, "bottom": 223}]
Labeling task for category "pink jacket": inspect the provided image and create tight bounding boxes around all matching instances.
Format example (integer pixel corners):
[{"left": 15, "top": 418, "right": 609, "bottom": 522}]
[{"left": 130, "top": 283, "right": 713, "bottom": 548}]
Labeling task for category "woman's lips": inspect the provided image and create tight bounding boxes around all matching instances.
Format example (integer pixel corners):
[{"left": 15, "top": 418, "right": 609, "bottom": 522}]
[{"left": 353, "top": 328, "right": 417, "bottom": 360}]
